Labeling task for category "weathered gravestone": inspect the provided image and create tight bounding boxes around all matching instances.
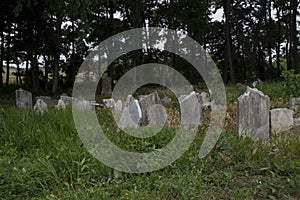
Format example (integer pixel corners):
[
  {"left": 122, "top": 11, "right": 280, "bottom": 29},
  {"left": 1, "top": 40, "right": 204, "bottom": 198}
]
[
  {"left": 16, "top": 88, "right": 32, "bottom": 109},
  {"left": 114, "top": 100, "right": 123, "bottom": 112},
  {"left": 101, "top": 78, "right": 112, "bottom": 95},
  {"left": 125, "top": 95, "right": 134, "bottom": 107},
  {"left": 198, "top": 92, "right": 211, "bottom": 108},
  {"left": 238, "top": 87, "right": 270, "bottom": 140},
  {"left": 60, "top": 95, "right": 74, "bottom": 105},
  {"left": 34, "top": 99, "right": 48, "bottom": 115},
  {"left": 37, "top": 96, "right": 51, "bottom": 106},
  {"left": 179, "top": 92, "right": 203, "bottom": 129},
  {"left": 270, "top": 108, "right": 294, "bottom": 133},
  {"left": 139, "top": 92, "right": 167, "bottom": 125},
  {"left": 148, "top": 104, "right": 168, "bottom": 127},
  {"left": 73, "top": 99, "right": 93, "bottom": 111},
  {"left": 289, "top": 98, "right": 300, "bottom": 112},
  {"left": 118, "top": 99, "right": 142, "bottom": 129}
]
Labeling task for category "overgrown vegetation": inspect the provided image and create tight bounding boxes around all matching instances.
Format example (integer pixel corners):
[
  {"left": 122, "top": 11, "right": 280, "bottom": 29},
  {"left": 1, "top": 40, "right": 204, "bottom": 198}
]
[
  {"left": 0, "top": 84, "right": 300, "bottom": 199},
  {"left": 281, "top": 70, "right": 300, "bottom": 98}
]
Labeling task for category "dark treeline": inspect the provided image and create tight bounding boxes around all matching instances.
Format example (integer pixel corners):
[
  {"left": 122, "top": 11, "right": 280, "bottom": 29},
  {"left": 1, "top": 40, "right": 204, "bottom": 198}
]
[{"left": 0, "top": 0, "right": 299, "bottom": 93}]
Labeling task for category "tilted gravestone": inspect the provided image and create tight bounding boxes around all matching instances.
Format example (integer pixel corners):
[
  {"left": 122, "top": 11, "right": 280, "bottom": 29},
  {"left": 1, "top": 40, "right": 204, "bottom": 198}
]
[
  {"left": 238, "top": 87, "right": 270, "bottom": 140},
  {"left": 139, "top": 91, "right": 163, "bottom": 124},
  {"left": 270, "top": 108, "right": 294, "bottom": 133},
  {"left": 101, "top": 78, "right": 112, "bottom": 95},
  {"left": 179, "top": 91, "right": 203, "bottom": 129},
  {"left": 148, "top": 104, "right": 168, "bottom": 127},
  {"left": 16, "top": 88, "right": 32, "bottom": 109}
]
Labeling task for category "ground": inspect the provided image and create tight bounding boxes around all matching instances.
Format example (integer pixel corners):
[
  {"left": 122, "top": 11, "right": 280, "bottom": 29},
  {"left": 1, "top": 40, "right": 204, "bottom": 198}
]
[{"left": 0, "top": 82, "right": 299, "bottom": 199}]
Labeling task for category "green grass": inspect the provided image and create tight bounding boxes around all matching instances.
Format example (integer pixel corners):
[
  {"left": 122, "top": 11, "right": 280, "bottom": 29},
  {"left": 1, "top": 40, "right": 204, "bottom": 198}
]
[{"left": 0, "top": 83, "right": 300, "bottom": 199}]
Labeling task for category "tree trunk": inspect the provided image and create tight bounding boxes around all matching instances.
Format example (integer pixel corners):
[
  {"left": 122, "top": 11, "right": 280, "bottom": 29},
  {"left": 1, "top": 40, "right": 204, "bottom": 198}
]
[
  {"left": 223, "top": 0, "right": 236, "bottom": 83},
  {"left": 291, "top": 0, "right": 299, "bottom": 73},
  {"left": 6, "top": 24, "right": 11, "bottom": 87},
  {"left": 15, "top": 52, "right": 20, "bottom": 86},
  {"left": 247, "top": 0, "right": 267, "bottom": 80},
  {"left": 0, "top": 28, "right": 4, "bottom": 88},
  {"left": 52, "top": 18, "right": 62, "bottom": 94}
]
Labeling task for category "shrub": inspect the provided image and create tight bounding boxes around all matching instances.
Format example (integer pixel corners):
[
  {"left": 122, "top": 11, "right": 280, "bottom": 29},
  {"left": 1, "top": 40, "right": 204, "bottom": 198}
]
[{"left": 281, "top": 70, "right": 300, "bottom": 97}]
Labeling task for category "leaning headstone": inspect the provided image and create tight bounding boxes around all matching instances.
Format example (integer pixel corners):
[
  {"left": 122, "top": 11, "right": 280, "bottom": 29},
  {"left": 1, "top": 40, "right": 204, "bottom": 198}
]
[
  {"left": 101, "top": 78, "right": 112, "bottom": 95},
  {"left": 179, "top": 92, "right": 203, "bottom": 129},
  {"left": 55, "top": 99, "right": 66, "bottom": 110},
  {"left": 238, "top": 87, "right": 270, "bottom": 140},
  {"left": 270, "top": 108, "right": 294, "bottom": 133},
  {"left": 118, "top": 100, "right": 142, "bottom": 129},
  {"left": 139, "top": 91, "right": 162, "bottom": 123},
  {"left": 16, "top": 88, "right": 32, "bottom": 109},
  {"left": 103, "top": 98, "right": 115, "bottom": 108},
  {"left": 34, "top": 99, "right": 48, "bottom": 115},
  {"left": 294, "top": 117, "right": 300, "bottom": 126},
  {"left": 289, "top": 98, "right": 300, "bottom": 112}
]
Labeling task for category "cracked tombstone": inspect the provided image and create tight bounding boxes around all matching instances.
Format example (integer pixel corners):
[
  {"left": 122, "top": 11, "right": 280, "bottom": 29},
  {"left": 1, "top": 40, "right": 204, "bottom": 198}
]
[
  {"left": 238, "top": 87, "right": 270, "bottom": 141},
  {"left": 179, "top": 92, "right": 203, "bottom": 129},
  {"left": 16, "top": 88, "right": 32, "bottom": 109},
  {"left": 270, "top": 108, "right": 294, "bottom": 133}
]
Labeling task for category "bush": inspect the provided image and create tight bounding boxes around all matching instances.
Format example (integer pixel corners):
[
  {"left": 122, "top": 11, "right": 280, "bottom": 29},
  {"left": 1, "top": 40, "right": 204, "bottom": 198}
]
[{"left": 281, "top": 70, "right": 300, "bottom": 97}]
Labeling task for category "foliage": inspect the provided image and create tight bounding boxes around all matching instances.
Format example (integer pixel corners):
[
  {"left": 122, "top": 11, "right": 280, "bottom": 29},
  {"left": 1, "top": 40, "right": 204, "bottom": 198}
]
[{"left": 281, "top": 70, "right": 300, "bottom": 98}]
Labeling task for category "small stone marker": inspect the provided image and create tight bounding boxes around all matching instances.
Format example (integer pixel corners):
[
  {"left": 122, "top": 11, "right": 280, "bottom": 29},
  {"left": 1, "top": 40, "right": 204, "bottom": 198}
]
[
  {"left": 289, "top": 98, "right": 300, "bottom": 112},
  {"left": 125, "top": 95, "right": 134, "bottom": 107},
  {"left": 56, "top": 99, "right": 66, "bottom": 110},
  {"left": 101, "top": 77, "right": 112, "bottom": 95},
  {"left": 60, "top": 95, "right": 74, "bottom": 105},
  {"left": 238, "top": 87, "right": 270, "bottom": 140},
  {"left": 37, "top": 96, "right": 51, "bottom": 106},
  {"left": 16, "top": 88, "right": 32, "bottom": 109},
  {"left": 139, "top": 91, "right": 162, "bottom": 123},
  {"left": 103, "top": 98, "right": 115, "bottom": 108},
  {"left": 34, "top": 99, "right": 48, "bottom": 115},
  {"left": 74, "top": 99, "right": 93, "bottom": 111},
  {"left": 179, "top": 92, "right": 203, "bottom": 129},
  {"left": 270, "top": 108, "right": 294, "bottom": 133}
]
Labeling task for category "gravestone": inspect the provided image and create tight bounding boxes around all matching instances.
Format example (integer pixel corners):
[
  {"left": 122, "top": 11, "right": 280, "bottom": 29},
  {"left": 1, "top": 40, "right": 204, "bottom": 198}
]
[
  {"left": 148, "top": 104, "right": 168, "bottom": 127},
  {"left": 139, "top": 91, "right": 162, "bottom": 123},
  {"left": 270, "top": 108, "right": 294, "bottom": 133},
  {"left": 179, "top": 92, "right": 203, "bottom": 129},
  {"left": 16, "top": 88, "right": 32, "bottom": 109},
  {"left": 125, "top": 95, "right": 134, "bottom": 107},
  {"left": 294, "top": 117, "right": 300, "bottom": 126},
  {"left": 101, "top": 78, "right": 112, "bottom": 95},
  {"left": 103, "top": 98, "right": 115, "bottom": 108},
  {"left": 289, "top": 98, "right": 300, "bottom": 112},
  {"left": 74, "top": 99, "right": 93, "bottom": 111},
  {"left": 56, "top": 99, "right": 66, "bottom": 110},
  {"left": 60, "top": 95, "right": 74, "bottom": 105},
  {"left": 114, "top": 100, "right": 123, "bottom": 112},
  {"left": 238, "top": 87, "right": 270, "bottom": 140},
  {"left": 37, "top": 96, "right": 51, "bottom": 106},
  {"left": 34, "top": 99, "right": 48, "bottom": 115},
  {"left": 118, "top": 100, "right": 142, "bottom": 129}
]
